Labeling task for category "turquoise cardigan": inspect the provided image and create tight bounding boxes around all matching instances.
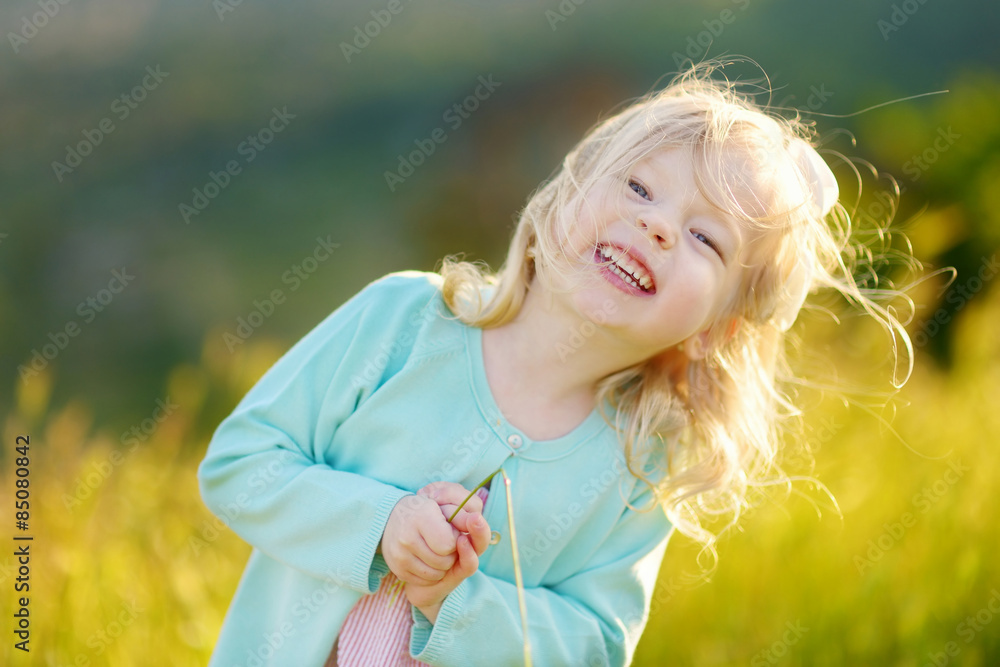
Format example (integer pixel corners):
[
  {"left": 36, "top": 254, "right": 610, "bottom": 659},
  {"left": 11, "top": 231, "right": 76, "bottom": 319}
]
[{"left": 198, "top": 270, "right": 674, "bottom": 666}]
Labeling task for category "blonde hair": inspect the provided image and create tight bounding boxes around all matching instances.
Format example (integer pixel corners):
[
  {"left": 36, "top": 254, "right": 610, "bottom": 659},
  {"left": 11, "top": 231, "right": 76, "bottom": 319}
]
[{"left": 435, "top": 60, "right": 919, "bottom": 574}]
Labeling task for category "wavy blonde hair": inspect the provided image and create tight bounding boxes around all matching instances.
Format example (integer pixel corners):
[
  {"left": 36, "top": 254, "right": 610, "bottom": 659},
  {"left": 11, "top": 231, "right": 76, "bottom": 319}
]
[{"left": 435, "top": 60, "right": 919, "bottom": 574}]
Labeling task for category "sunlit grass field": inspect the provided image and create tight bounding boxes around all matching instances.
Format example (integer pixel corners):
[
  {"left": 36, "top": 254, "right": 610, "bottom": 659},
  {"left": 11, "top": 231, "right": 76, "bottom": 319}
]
[{"left": 3, "top": 281, "right": 998, "bottom": 666}]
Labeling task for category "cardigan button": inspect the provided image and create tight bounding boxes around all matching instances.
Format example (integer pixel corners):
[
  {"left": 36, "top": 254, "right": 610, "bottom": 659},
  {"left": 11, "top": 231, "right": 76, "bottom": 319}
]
[{"left": 507, "top": 434, "right": 522, "bottom": 449}]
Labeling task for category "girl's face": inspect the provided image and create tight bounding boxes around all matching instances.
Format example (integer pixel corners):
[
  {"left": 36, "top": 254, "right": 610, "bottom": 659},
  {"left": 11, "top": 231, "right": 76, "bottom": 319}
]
[{"left": 552, "top": 146, "right": 757, "bottom": 358}]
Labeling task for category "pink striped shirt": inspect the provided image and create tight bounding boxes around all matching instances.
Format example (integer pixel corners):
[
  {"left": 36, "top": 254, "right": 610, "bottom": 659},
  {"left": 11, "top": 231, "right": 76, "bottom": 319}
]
[{"left": 326, "top": 487, "right": 489, "bottom": 666}]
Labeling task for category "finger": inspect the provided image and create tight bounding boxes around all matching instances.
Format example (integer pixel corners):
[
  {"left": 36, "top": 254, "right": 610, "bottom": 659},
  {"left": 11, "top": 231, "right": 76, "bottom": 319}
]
[
  {"left": 405, "top": 550, "right": 456, "bottom": 582},
  {"left": 389, "top": 551, "right": 446, "bottom": 585},
  {"left": 436, "top": 504, "right": 485, "bottom": 527},
  {"left": 425, "top": 483, "right": 484, "bottom": 515},
  {"left": 455, "top": 534, "right": 479, "bottom": 576},
  {"left": 389, "top": 519, "right": 455, "bottom": 571},
  {"left": 467, "top": 514, "right": 491, "bottom": 556},
  {"left": 400, "top": 568, "right": 446, "bottom": 587},
  {"left": 448, "top": 511, "right": 478, "bottom": 533},
  {"left": 416, "top": 481, "right": 453, "bottom": 502},
  {"left": 449, "top": 510, "right": 489, "bottom": 544},
  {"left": 422, "top": 514, "right": 461, "bottom": 557},
  {"left": 392, "top": 530, "right": 455, "bottom": 574},
  {"left": 414, "top": 539, "right": 457, "bottom": 572},
  {"left": 450, "top": 512, "right": 490, "bottom": 556},
  {"left": 437, "top": 497, "right": 484, "bottom": 519}
]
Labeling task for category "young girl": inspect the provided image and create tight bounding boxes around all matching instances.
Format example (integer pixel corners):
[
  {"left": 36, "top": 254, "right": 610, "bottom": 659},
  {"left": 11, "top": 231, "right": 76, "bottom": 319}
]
[{"left": 198, "top": 62, "right": 912, "bottom": 666}]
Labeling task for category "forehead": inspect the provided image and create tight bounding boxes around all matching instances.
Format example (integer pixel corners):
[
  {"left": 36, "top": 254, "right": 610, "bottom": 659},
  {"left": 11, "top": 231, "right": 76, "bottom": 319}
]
[{"left": 641, "top": 143, "right": 794, "bottom": 248}]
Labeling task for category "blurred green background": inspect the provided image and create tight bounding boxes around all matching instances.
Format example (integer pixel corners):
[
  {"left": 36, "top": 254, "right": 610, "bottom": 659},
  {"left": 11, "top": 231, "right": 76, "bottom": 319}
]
[{"left": 2, "top": 0, "right": 999, "bottom": 664}]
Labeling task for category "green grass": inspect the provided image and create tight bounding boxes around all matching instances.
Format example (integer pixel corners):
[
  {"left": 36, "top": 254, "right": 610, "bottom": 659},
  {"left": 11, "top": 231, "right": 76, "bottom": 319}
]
[{"left": 3, "top": 285, "right": 998, "bottom": 666}]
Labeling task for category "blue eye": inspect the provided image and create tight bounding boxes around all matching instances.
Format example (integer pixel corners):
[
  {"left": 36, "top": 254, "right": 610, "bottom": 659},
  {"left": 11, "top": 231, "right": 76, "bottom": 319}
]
[
  {"left": 692, "top": 231, "right": 723, "bottom": 259},
  {"left": 627, "top": 178, "right": 650, "bottom": 200}
]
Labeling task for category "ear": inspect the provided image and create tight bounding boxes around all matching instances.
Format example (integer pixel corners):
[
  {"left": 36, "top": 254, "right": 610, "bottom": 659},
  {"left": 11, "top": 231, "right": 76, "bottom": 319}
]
[
  {"left": 681, "top": 330, "right": 710, "bottom": 360},
  {"left": 683, "top": 317, "right": 741, "bottom": 360}
]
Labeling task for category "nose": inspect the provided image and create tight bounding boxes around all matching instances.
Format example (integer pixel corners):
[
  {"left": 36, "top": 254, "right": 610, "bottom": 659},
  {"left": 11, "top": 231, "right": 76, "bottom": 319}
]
[{"left": 636, "top": 212, "right": 677, "bottom": 251}]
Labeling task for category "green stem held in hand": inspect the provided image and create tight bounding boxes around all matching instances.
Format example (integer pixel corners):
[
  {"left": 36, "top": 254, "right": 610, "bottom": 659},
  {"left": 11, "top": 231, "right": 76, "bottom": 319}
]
[
  {"left": 386, "top": 466, "right": 507, "bottom": 611},
  {"left": 447, "top": 466, "right": 503, "bottom": 522}
]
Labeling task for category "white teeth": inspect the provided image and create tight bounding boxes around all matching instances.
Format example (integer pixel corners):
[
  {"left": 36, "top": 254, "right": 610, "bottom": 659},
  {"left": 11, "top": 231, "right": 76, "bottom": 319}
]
[{"left": 599, "top": 245, "right": 653, "bottom": 291}]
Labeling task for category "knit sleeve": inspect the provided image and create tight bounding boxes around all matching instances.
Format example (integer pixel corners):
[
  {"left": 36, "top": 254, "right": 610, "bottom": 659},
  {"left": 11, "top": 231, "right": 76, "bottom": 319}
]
[
  {"left": 407, "top": 476, "right": 673, "bottom": 666},
  {"left": 197, "top": 272, "right": 437, "bottom": 595}
]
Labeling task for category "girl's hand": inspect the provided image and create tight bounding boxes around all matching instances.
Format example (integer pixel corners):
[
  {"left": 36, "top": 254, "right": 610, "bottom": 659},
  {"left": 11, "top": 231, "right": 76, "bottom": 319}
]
[
  {"left": 379, "top": 482, "right": 486, "bottom": 586},
  {"left": 403, "top": 509, "right": 492, "bottom": 622},
  {"left": 381, "top": 494, "right": 462, "bottom": 586},
  {"left": 403, "top": 481, "right": 492, "bottom": 622}
]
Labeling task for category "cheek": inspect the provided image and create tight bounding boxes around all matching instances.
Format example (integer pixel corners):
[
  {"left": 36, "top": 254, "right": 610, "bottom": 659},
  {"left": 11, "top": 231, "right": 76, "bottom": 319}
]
[
  {"left": 561, "top": 216, "right": 604, "bottom": 262},
  {"left": 675, "top": 261, "right": 723, "bottom": 313},
  {"left": 557, "top": 198, "right": 592, "bottom": 240},
  {"left": 577, "top": 186, "right": 618, "bottom": 227},
  {"left": 570, "top": 290, "right": 623, "bottom": 326}
]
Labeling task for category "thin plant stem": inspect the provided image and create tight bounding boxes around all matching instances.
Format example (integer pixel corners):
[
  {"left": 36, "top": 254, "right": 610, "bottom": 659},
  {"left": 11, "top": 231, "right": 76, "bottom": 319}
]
[
  {"left": 447, "top": 466, "right": 503, "bottom": 522},
  {"left": 499, "top": 469, "right": 532, "bottom": 667}
]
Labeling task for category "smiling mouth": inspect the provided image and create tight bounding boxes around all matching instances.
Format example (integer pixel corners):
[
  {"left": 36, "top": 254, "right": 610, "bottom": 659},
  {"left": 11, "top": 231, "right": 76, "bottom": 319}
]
[{"left": 593, "top": 244, "right": 656, "bottom": 294}]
